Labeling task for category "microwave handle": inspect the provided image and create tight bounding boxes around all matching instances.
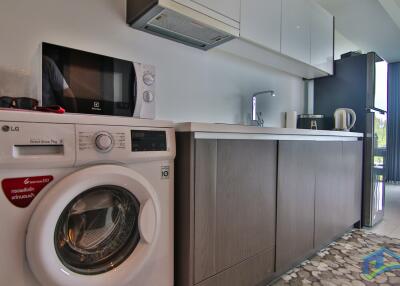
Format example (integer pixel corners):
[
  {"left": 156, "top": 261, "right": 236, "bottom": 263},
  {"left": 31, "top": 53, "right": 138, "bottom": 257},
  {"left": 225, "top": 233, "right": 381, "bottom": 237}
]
[{"left": 132, "top": 62, "right": 141, "bottom": 117}]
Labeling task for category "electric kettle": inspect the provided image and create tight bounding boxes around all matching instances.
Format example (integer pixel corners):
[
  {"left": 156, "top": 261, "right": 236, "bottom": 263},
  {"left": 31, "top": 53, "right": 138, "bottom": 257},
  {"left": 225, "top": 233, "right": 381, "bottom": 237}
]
[{"left": 334, "top": 108, "right": 356, "bottom": 131}]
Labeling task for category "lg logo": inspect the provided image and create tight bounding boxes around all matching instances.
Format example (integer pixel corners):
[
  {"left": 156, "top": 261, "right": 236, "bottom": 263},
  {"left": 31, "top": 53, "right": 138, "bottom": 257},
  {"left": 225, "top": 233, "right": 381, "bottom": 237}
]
[{"left": 2, "top": 125, "right": 19, "bottom": 132}]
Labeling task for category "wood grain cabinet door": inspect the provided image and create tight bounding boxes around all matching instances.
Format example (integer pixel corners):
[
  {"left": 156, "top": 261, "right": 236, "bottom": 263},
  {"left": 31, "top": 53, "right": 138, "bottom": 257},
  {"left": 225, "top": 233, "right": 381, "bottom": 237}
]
[
  {"left": 314, "top": 141, "right": 344, "bottom": 248},
  {"left": 194, "top": 139, "right": 277, "bottom": 285},
  {"left": 215, "top": 140, "right": 277, "bottom": 273},
  {"left": 276, "top": 141, "right": 316, "bottom": 271},
  {"left": 194, "top": 139, "right": 218, "bottom": 283},
  {"left": 341, "top": 141, "right": 363, "bottom": 227}
]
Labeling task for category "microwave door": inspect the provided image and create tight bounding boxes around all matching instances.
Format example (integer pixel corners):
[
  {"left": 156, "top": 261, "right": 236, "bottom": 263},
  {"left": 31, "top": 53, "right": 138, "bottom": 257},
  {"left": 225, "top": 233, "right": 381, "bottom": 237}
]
[{"left": 42, "top": 42, "right": 140, "bottom": 117}]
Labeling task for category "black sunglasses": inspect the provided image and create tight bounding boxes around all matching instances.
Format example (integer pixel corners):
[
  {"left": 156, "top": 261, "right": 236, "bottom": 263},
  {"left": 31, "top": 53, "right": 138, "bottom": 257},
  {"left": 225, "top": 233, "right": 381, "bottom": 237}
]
[{"left": 0, "top": 97, "right": 39, "bottom": 110}]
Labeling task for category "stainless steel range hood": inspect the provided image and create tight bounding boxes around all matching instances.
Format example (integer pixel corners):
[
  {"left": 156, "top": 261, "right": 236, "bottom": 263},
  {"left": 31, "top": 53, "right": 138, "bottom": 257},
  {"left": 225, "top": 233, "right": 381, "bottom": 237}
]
[{"left": 126, "top": 0, "right": 239, "bottom": 50}]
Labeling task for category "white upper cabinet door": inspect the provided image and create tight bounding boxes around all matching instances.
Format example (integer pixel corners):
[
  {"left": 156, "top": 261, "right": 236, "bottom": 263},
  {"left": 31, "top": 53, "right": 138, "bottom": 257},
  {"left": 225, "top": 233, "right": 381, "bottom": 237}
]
[
  {"left": 240, "top": 0, "right": 282, "bottom": 52},
  {"left": 192, "top": 0, "right": 241, "bottom": 22},
  {"left": 310, "top": 2, "right": 334, "bottom": 74},
  {"left": 281, "top": 0, "right": 311, "bottom": 64}
]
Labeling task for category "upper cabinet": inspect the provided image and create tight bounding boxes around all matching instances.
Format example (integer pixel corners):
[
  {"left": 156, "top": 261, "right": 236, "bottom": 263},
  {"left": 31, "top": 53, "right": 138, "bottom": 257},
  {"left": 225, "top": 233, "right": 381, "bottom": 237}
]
[
  {"left": 281, "top": 0, "right": 311, "bottom": 64},
  {"left": 130, "top": 0, "right": 334, "bottom": 78},
  {"left": 192, "top": 0, "right": 241, "bottom": 22},
  {"left": 310, "top": 1, "right": 334, "bottom": 74},
  {"left": 240, "top": 0, "right": 282, "bottom": 52},
  {"left": 172, "top": 0, "right": 240, "bottom": 28},
  {"left": 281, "top": 0, "right": 334, "bottom": 72},
  {"left": 231, "top": 0, "right": 334, "bottom": 78}
]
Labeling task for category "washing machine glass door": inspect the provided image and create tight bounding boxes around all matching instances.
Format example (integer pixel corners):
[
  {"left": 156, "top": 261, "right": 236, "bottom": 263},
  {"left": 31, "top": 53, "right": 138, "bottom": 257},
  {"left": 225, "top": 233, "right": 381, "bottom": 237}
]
[
  {"left": 54, "top": 185, "right": 140, "bottom": 275},
  {"left": 26, "top": 165, "right": 160, "bottom": 286}
]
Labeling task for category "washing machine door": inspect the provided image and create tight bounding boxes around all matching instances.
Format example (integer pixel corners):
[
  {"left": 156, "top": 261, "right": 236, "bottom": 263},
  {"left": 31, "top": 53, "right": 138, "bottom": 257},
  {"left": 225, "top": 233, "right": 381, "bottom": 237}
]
[{"left": 26, "top": 165, "right": 160, "bottom": 286}]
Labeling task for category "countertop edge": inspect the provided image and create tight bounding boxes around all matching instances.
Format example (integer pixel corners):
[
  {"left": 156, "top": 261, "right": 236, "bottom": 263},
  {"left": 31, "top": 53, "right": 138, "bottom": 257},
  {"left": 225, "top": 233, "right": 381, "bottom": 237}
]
[{"left": 175, "top": 122, "right": 364, "bottom": 138}]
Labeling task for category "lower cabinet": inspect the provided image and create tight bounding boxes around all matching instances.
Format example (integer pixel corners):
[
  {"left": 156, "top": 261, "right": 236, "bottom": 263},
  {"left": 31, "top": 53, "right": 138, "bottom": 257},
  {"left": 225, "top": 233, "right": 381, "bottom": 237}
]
[
  {"left": 175, "top": 134, "right": 277, "bottom": 286},
  {"left": 276, "top": 141, "right": 316, "bottom": 271},
  {"left": 176, "top": 134, "right": 363, "bottom": 286},
  {"left": 314, "top": 141, "right": 363, "bottom": 248},
  {"left": 277, "top": 140, "right": 363, "bottom": 271},
  {"left": 342, "top": 141, "right": 363, "bottom": 228},
  {"left": 314, "top": 141, "right": 345, "bottom": 248},
  {"left": 211, "top": 140, "right": 276, "bottom": 276}
]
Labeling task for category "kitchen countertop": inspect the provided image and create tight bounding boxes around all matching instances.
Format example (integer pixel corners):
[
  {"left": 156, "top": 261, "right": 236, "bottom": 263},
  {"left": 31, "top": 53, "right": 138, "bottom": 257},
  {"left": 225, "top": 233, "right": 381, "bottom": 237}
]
[{"left": 175, "top": 122, "right": 364, "bottom": 141}]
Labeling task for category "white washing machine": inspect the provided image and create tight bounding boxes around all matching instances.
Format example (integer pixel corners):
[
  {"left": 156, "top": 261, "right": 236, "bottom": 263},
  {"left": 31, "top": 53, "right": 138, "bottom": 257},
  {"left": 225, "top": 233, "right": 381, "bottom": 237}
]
[{"left": 0, "top": 110, "right": 175, "bottom": 286}]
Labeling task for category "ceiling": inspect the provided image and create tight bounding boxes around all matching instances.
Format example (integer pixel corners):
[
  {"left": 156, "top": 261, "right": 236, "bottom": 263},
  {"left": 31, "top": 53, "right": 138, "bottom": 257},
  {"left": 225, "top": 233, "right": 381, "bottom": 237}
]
[{"left": 317, "top": 0, "right": 400, "bottom": 63}]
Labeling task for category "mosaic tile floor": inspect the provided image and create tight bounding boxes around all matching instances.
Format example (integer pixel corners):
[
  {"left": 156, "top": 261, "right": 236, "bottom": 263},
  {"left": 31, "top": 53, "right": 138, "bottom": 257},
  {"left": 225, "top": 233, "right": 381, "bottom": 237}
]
[{"left": 272, "top": 230, "right": 400, "bottom": 286}]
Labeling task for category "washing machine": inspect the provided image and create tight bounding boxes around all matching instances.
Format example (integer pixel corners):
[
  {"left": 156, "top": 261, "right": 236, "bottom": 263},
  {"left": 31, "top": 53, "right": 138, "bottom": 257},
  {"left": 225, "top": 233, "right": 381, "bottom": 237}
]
[{"left": 0, "top": 110, "right": 175, "bottom": 286}]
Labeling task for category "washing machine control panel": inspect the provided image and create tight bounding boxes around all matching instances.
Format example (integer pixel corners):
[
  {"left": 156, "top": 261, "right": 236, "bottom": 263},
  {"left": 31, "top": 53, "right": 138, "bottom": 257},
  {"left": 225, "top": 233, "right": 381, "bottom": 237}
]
[
  {"left": 78, "top": 129, "right": 126, "bottom": 152},
  {"left": 75, "top": 125, "right": 174, "bottom": 165},
  {"left": 0, "top": 119, "right": 175, "bottom": 168},
  {"left": 131, "top": 130, "right": 167, "bottom": 152}
]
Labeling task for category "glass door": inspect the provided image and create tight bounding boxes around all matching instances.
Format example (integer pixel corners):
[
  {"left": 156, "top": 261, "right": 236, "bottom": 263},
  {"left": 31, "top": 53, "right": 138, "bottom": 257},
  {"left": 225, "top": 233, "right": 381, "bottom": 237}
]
[
  {"left": 371, "top": 110, "right": 387, "bottom": 225},
  {"left": 374, "top": 58, "right": 388, "bottom": 112},
  {"left": 54, "top": 185, "right": 141, "bottom": 275}
]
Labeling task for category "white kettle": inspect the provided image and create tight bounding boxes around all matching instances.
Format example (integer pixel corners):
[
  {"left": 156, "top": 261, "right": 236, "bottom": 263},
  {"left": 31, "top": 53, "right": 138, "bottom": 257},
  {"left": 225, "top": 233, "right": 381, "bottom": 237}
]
[{"left": 334, "top": 108, "right": 356, "bottom": 131}]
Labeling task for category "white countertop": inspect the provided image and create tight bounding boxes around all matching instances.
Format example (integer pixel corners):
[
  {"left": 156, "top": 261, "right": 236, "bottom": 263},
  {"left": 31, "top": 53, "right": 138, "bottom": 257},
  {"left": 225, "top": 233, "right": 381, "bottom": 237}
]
[
  {"left": 175, "top": 122, "right": 364, "bottom": 141},
  {"left": 0, "top": 110, "right": 365, "bottom": 140}
]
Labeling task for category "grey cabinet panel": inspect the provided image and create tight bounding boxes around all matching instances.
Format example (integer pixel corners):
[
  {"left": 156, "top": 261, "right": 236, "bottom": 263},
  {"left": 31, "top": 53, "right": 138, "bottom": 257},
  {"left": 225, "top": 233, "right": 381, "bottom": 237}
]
[
  {"left": 175, "top": 134, "right": 363, "bottom": 286},
  {"left": 241, "top": 0, "right": 282, "bottom": 52},
  {"left": 196, "top": 249, "right": 274, "bottom": 286},
  {"left": 342, "top": 141, "right": 363, "bottom": 226},
  {"left": 281, "top": 0, "right": 311, "bottom": 64},
  {"left": 194, "top": 140, "right": 217, "bottom": 283},
  {"left": 215, "top": 140, "right": 277, "bottom": 272},
  {"left": 276, "top": 141, "right": 316, "bottom": 271},
  {"left": 175, "top": 133, "right": 195, "bottom": 286},
  {"left": 310, "top": 1, "right": 334, "bottom": 74},
  {"left": 314, "top": 142, "right": 344, "bottom": 248},
  {"left": 192, "top": 0, "right": 241, "bottom": 22},
  {"left": 192, "top": 139, "right": 277, "bottom": 283},
  {"left": 314, "top": 141, "right": 363, "bottom": 249}
]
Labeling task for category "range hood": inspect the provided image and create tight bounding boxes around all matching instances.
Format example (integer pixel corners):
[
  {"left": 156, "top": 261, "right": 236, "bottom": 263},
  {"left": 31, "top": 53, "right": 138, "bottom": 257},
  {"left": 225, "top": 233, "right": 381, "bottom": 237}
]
[{"left": 126, "top": 0, "right": 239, "bottom": 50}]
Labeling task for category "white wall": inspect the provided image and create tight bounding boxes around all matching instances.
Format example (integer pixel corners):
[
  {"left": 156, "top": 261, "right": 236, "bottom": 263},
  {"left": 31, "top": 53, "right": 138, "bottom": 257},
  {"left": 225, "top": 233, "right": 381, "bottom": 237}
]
[
  {"left": 334, "top": 30, "right": 361, "bottom": 60},
  {"left": 0, "top": 0, "right": 305, "bottom": 127}
]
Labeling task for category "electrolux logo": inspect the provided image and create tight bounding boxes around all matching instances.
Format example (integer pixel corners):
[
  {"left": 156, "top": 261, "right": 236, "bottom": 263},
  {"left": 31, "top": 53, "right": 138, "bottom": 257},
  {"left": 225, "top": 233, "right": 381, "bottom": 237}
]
[
  {"left": 2, "top": 125, "right": 19, "bottom": 132},
  {"left": 92, "top": 101, "right": 102, "bottom": 111}
]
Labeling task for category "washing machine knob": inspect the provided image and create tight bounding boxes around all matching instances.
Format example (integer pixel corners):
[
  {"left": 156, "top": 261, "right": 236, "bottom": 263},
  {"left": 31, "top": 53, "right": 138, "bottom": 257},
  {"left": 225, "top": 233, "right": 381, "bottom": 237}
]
[{"left": 95, "top": 132, "right": 113, "bottom": 152}]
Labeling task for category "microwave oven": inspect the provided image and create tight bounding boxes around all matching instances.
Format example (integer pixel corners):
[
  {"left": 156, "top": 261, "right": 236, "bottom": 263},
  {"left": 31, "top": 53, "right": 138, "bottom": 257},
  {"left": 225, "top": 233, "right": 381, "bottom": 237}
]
[{"left": 41, "top": 42, "right": 155, "bottom": 118}]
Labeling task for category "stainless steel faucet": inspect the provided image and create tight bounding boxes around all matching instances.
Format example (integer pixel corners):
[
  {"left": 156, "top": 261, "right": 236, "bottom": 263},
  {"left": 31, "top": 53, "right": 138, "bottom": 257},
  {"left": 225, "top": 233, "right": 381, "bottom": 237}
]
[{"left": 251, "top": 90, "right": 276, "bottom": 127}]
